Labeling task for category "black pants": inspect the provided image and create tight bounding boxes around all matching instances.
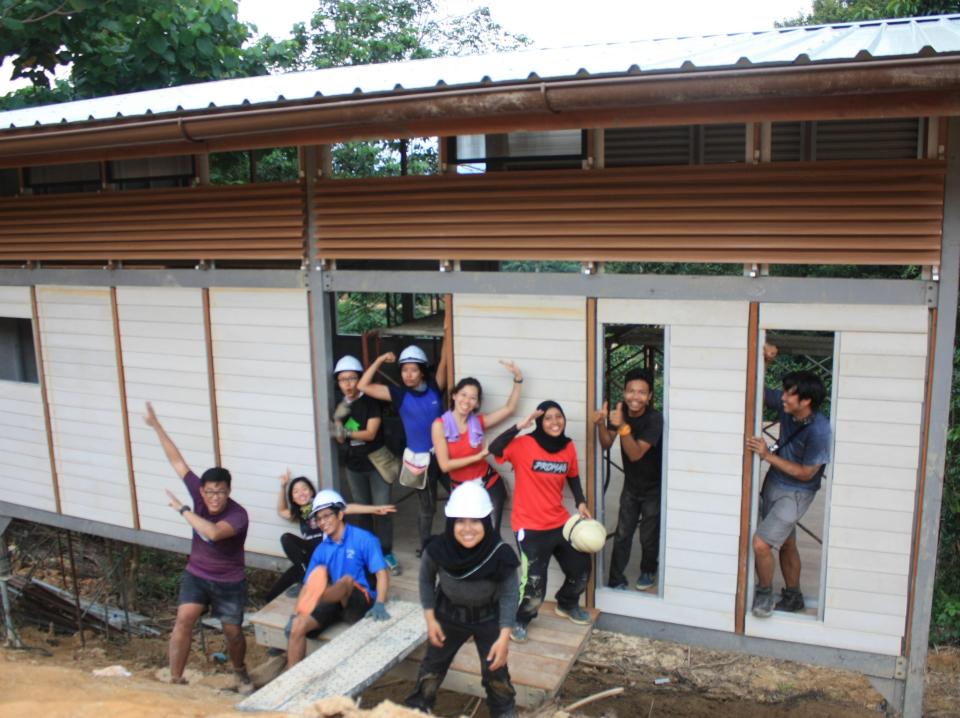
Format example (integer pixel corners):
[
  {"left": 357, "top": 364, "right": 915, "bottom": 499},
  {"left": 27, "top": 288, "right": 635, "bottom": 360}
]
[
  {"left": 516, "top": 526, "right": 590, "bottom": 625},
  {"left": 265, "top": 533, "right": 322, "bottom": 602},
  {"left": 416, "top": 456, "right": 445, "bottom": 550},
  {"left": 609, "top": 483, "right": 660, "bottom": 586},
  {"left": 486, "top": 477, "right": 507, "bottom": 534},
  {"left": 405, "top": 612, "right": 516, "bottom": 718}
]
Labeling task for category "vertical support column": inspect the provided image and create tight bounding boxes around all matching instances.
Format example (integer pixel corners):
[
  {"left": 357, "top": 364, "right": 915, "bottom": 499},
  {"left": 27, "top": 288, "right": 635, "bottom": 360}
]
[
  {"left": 305, "top": 146, "right": 339, "bottom": 490},
  {"left": 585, "top": 297, "right": 597, "bottom": 609},
  {"left": 201, "top": 288, "right": 222, "bottom": 467},
  {"left": 735, "top": 301, "right": 760, "bottom": 633},
  {"left": 902, "top": 119, "right": 959, "bottom": 718},
  {"left": 110, "top": 287, "right": 140, "bottom": 529},
  {"left": 442, "top": 293, "right": 454, "bottom": 391},
  {"left": 30, "top": 287, "right": 61, "bottom": 513}
]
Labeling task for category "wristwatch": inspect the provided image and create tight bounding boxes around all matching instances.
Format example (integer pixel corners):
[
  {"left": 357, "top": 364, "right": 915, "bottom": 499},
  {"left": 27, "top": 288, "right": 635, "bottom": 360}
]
[{"left": 179, "top": 505, "right": 190, "bottom": 515}]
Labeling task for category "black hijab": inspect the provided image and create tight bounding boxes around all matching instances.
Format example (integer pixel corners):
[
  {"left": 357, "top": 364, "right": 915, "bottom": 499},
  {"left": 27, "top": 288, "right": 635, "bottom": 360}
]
[
  {"left": 425, "top": 514, "right": 519, "bottom": 582},
  {"left": 531, "top": 400, "right": 572, "bottom": 454}
]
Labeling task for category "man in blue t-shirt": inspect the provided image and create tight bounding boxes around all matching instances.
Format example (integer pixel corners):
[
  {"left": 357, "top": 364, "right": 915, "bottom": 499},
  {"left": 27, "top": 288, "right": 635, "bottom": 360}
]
[
  {"left": 746, "top": 355, "right": 832, "bottom": 619},
  {"left": 286, "top": 489, "right": 390, "bottom": 668}
]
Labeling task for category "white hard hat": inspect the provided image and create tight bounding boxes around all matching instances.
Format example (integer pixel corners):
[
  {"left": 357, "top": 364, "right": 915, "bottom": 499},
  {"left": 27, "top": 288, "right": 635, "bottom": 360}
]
[
  {"left": 334, "top": 355, "right": 363, "bottom": 375},
  {"left": 562, "top": 515, "right": 607, "bottom": 554},
  {"left": 398, "top": 345, "right": 429, "bottom": 365},
  {"left": 445, "top": 481, "right": 493, "bottom": 519},
  {"left": 310, "top": 489, "right": 346, "bottom": 517}
]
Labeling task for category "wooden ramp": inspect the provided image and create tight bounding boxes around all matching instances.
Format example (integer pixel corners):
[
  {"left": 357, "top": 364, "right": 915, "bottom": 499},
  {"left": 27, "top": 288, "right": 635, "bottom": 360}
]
[
  {"left": 238, "top": 599, "right": 426, "bottom": 713},
  {"left": 248, "top": 548, "right": 598, "bottom": 709}
]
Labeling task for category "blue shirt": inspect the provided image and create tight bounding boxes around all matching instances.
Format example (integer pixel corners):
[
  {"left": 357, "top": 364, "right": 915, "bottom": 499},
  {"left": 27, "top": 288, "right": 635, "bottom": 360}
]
[
  {"left": 389, "top": 380, "right": 443, "bottom": 452},
  {"left": 304, "top": 524, "right": 387, "bottom": 601},
  {"left": 764, "top": 387, "right": 832, "bottom": 493}
]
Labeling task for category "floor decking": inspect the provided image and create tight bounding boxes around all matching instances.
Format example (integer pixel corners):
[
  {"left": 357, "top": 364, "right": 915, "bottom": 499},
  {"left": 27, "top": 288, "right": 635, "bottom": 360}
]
[{"left": 247, "top": 543, "right": 598, "bottom": 708}]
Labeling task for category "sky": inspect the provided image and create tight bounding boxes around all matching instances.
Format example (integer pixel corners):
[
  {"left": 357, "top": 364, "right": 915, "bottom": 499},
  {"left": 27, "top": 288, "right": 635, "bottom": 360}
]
[{"left": 1, "top": 0, "right": 813, "bottom": 95}]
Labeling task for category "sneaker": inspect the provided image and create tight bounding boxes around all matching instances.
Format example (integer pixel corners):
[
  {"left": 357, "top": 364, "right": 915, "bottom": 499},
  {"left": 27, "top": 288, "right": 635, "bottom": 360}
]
[
  {"left": 555, "top": 605, "right": 591, "bottom": 625},
  {"left": 775, "top": 587, "right": 805, "bottom": 613},
  {"left": 383, "top": 553, "right": 402, "bottom": 576},
  {"left": 635, "top": 572, "right": 657, "bottom": 591},
  {"left": 235, "top": 667, "right": 255, "bottom": 696},
  {"left": 284, "top": 583, "right": 301, "bottom": 598},
  {"left": 752, "top": 586, "right": 774, "bottom": 618},
  {"left": 610, "top": 583, "right": 629, "bottom": 591},
  {"left": 510, "top": 623, "right": 529, "bottom": 643}
]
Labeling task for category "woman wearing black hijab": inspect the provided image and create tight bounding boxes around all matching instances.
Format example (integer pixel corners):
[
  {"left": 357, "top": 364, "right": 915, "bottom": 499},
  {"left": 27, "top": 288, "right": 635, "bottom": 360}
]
[
  {"left": 490, "top": 400, "right": 592, "bottom": 642},
  {"left": 406, "top": 481, "right": 520, "bottom": 718}
]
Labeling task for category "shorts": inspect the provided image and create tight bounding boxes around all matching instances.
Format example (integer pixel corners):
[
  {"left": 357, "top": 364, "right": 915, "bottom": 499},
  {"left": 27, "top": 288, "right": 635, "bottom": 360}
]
[
  {"left": 757, "top": 480, "right": 817, "bottom": 550},
  {"left": 178, "top": 571, "right": 247, "bottom": 625},
  {"left": 310, "top": 586, "right": 372, "bottom": 631}
]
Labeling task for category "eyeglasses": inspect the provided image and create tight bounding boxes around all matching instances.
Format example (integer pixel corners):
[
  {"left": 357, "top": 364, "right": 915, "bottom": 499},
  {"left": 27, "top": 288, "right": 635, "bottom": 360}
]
[
  {"left": 202, "top": 489, "right": 229, "bottom": 498},
  {"left": 314, "top": 510, "right": 338, "bottom": 522}
]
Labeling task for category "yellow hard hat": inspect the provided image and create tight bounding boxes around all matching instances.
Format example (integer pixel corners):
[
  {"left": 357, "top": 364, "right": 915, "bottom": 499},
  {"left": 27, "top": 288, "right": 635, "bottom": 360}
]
[{"left": 562, "top": 515, "right": 607, "bottom": 554}]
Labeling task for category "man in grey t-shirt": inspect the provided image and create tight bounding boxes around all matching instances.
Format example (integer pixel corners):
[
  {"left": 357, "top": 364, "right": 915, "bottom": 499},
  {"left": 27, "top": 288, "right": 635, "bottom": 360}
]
[{"left": 746, "top": 355, "right": 832, "bottom": 619}]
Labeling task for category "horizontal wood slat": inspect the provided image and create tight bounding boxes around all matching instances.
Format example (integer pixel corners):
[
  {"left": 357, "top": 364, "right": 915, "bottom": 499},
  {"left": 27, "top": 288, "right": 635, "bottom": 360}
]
[
  {"left": 315, "top": 160, "right": 946, "bottom": 265},
  {"left": 0, "top": 182, "right": 306, "bottom": 263}
]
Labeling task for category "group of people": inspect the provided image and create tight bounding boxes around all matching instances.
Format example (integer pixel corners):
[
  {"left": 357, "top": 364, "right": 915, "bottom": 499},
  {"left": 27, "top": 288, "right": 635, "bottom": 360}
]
[{"left": 143, "top": 338, "right": 832, "bottom": 716}]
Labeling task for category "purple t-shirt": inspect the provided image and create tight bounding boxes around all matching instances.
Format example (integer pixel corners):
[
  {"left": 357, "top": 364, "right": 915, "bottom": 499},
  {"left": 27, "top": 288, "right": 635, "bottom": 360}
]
[{"left": 183, "top": 471, "right": 248, "bottom": 583}]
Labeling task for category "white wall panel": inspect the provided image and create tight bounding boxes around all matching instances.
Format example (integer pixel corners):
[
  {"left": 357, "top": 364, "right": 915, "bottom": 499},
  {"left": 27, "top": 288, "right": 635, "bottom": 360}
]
[
  {"left": 210, "top": 288, "right": 315, "bottom": 556},
  {"left": 118, "top": 287, "right": 214, "bottom": 539},
  {"left": 38, "top": 286, "right": 132, "bottom": 527}
]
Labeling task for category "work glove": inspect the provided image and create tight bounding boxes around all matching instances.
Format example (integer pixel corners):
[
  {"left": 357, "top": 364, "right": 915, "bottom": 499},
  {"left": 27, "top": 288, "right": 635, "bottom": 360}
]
[{"left": 366, "top": 602, "right": 390, "bottom": 621}]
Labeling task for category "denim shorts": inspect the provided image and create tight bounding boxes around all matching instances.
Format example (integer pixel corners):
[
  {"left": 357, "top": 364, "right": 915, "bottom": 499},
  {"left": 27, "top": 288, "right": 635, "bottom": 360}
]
[
  {"left": 757, "top": 481, "right": 817, "bottom": 550},
  {"left": 178, "top": 571, "right": 247, "bottom": 625}
]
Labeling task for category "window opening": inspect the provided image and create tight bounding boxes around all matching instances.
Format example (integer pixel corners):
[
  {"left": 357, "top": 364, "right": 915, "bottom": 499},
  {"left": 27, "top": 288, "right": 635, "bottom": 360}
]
[
  {"left": 0, "top": 317, "right": 38, "bottom": 383},
  {"left": 448, "top": 130, "right": 585, "bottom": 171},
  {"left": 597, "top": 323, "right": 666, "bottom": 597},
  {"left": 24, "top": 162, "right": 101, "bottom": 194},
  {"left": 753, "top": 329, "right": 835, "bottom": 619},
  {"left": 209, "top": 147, "right": 299, "bottom": 184}
]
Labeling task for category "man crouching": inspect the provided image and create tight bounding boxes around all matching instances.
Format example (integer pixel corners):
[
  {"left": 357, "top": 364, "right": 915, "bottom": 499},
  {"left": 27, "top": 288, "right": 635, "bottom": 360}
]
[{"left": 286, "top": 489, "right": 391, "bottom": 668}]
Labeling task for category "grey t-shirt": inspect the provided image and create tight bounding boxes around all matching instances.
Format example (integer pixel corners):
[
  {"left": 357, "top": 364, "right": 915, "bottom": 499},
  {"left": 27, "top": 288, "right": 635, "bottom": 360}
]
[{"left": 764, "top": 387, "right": 832, "bottom": 493}]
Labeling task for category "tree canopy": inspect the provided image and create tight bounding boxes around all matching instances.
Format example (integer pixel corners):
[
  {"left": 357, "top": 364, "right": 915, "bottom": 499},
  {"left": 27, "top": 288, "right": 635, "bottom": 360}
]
[{"left": 778, "top": 0, "right": 960, "bottom": 26}]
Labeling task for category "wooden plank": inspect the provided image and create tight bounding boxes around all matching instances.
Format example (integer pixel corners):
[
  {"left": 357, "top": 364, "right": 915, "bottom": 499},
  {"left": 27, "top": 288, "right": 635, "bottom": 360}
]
[
  {"left": 31, "top": 286, "right": 61, "bottom": 513},
  {"left": 239, "top": 600, "right": 426, "bottom": 713}
]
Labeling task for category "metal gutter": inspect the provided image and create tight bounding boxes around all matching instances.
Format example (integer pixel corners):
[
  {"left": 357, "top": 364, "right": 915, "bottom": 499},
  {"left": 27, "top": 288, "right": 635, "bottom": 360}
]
[{"left": 1, "top": 56, "right": 959, "bottom": 167}]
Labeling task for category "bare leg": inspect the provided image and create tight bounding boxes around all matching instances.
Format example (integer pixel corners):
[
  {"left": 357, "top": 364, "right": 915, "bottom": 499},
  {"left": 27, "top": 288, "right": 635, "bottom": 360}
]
[
  {"left": 222, "top": 622, "right": 247, "bottom": 671},
  {"left": 321, "top": 575, "right": 355, "bottom": 607},
  {"left": 169, "top": 603, "right": 204, "bottom": 682},
  {"left": 286, "top": 613, "right": 321, "bottom": 668},
  {"left": 752, "top": 534, "right": 775, "bottom": 587},
  {"left": 779, "top": 533, "right": 802, "bottom": 588}
]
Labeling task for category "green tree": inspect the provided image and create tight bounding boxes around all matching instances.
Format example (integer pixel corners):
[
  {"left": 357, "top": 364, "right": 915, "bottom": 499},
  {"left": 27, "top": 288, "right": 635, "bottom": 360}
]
[
  {"left": 0, "top": 0, "right": 296, "bottom": 104},
  {"left": 779, "top": 0, "right": 960, "bottom": 26}
]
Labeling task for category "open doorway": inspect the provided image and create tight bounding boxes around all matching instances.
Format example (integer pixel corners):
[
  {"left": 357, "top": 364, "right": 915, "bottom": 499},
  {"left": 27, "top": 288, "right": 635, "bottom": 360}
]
[{"left": 597, "top": 324, "right": 666, "bottom": 597}]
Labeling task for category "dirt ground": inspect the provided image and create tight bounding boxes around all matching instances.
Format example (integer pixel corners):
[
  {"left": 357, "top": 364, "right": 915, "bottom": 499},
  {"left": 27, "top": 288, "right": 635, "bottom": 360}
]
[{"left": 3, "top": 624, "right": 960, "bottom": 718}]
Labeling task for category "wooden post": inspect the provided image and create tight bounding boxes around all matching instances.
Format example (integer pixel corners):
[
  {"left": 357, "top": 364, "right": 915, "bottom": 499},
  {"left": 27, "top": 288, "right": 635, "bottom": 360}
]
[
  {"left": 110, "top": 287, "right": 140, "bottom": 530},
  {"left": 585, "top": 297, "right": 597, "bottom": 609},
  {"left": 202, "top": 288, "right": 222, "bottom": 467},
  {"left": 442, "top": 294, "right": 454, "bottom": 392},
  {"left": 735, "top": 301, "right": 760, "bottom": 633},
  {"left": 30, "top": 287, "right": 61, "bottom": 513}
]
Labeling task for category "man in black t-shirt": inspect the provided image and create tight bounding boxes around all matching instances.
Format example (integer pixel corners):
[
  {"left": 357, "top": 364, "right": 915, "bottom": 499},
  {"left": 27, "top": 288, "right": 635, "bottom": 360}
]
[
  {"left": 594, "top": 368, "right": 664, "bottom": 591},
  {"left": 333, "top": 355, "right": 400, "bottom": 575}
]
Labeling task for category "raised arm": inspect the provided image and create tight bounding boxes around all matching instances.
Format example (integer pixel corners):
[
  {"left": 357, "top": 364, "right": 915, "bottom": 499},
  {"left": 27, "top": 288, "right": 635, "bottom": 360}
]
[
  {"left": 344, "top": 503, "right": 397, "bottom": 516},
  {"left": 489, "top": 408, "right": 543, "bottom": 457},
  {"left": 608, "top": 402, "right": 655, "bottom": 463},
  {"left": 166, "top": 490, "right": 239, "bottom": 541},
  {"left": 435, "top": 334, "right": 449, "bottom": 392},
  {"left": 432, "top": 419, "right": 488, "bottom": 473},
  {"left": 276, "top": 469, "right": 295, "bottom": 522},
  {"left": 479, "top": 360, "right": 523, "bottom": 429},
  {"left": 593, "top": 401, "right": 615, "bottom": 450},
  {"left": 357, "top": 353, "right": 395, "bottom": 403},
  {"left": 144, "top": 402, "right": 189, "bottom": 479}
]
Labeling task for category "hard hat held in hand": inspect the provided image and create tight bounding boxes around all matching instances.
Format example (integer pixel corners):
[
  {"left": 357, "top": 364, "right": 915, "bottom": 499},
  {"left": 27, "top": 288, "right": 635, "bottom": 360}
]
[{"left": 563, "top": 514, "right": 607, "bottom": 554}]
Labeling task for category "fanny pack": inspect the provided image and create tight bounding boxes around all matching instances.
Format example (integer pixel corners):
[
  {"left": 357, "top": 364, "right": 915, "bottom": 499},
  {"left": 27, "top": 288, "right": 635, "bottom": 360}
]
[
  {"left": 399, "top": 448, "right": 431, "bottom": 489},
  {"left": 366, "top": 445, "right": 401, "bottom": 485}
]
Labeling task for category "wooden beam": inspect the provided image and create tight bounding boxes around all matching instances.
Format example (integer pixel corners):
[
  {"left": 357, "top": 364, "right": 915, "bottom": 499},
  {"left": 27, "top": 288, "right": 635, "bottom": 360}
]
[
  {"left": 30, "top": 286, "right": 61, "bottom": 514},
  {"left": 585, "top": 297, "right": 597, "bottom": 610},
  {"left": 735, "top": 301, "right": 760, "bottom": 634},
  {"left": 202, "top": 288, "right": 222, "bottom": 467},
  {"left": 110, "top": 287, "right": 140, "bottom": 530}
]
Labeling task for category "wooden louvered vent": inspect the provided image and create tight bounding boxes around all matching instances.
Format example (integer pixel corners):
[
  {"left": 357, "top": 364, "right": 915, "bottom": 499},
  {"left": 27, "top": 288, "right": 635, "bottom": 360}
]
[
  {"left": 315, "top": 160, "right": 945, "bottom": 265},
  {"left": 0, "top": 182, "right": 306, "bottom": 263}
]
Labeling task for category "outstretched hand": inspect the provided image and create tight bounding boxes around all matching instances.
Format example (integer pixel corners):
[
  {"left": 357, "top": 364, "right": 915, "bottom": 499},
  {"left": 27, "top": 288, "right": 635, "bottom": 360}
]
[
  {"left": 499, "top": 359, "right": 522, "bottom": 381},
  {"left": 280, "top": 468, "right": 291, "bottom": 487},
  {"left": 144, "top": 402, "right": 159, "bottom": 428},
  {"left": 609, "top": 401, "right": 625, "bottom": 428},
  {"left": 592, "top": 401, "right": 609, "bottom": 426}
]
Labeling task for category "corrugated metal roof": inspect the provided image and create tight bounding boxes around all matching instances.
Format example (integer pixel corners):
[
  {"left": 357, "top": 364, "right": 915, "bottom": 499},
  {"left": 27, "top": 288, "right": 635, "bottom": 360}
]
[{"left": 2, "top": 14, "right": 959, "bottom": 130}]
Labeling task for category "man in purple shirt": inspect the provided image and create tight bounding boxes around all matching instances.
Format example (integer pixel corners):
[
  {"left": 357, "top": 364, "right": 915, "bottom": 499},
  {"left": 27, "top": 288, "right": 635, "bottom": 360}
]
[{"left": 144, "top": 402, "right": 252, "bottom": 694}]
